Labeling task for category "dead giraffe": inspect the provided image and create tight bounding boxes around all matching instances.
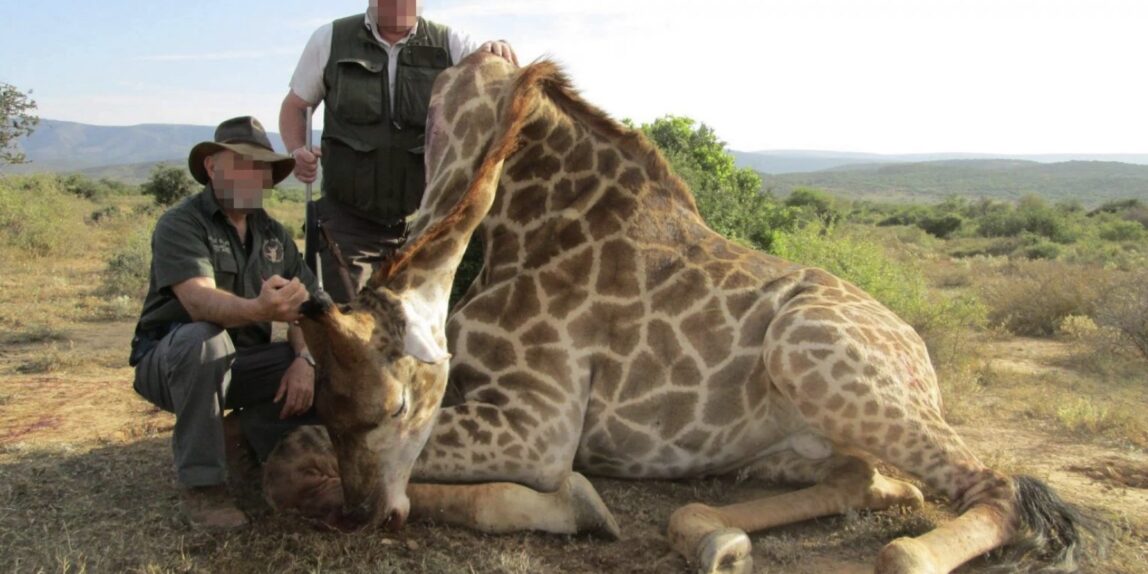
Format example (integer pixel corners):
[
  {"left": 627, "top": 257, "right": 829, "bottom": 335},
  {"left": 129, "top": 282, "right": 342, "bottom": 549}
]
[{"left": 264, "top": 52, "right": 1096, "bottom": 573}]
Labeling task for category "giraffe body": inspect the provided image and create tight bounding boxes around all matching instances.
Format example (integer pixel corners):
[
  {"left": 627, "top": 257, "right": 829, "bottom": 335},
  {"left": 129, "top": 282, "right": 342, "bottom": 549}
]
[{"left": 268, "top": 53, "right": 1096, "bottom": 573}]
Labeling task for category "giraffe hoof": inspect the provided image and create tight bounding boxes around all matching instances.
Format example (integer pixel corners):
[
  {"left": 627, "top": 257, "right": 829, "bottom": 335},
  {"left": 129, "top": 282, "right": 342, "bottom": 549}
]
[
  {"left": 696, "top": 527, "right": 752, "bottom": 574},
  {"left": 565, "top": 472, "right": 621, "bottom": 540},
  {"left": 875, "top": 537, "right": 939, "bottom": 574}
]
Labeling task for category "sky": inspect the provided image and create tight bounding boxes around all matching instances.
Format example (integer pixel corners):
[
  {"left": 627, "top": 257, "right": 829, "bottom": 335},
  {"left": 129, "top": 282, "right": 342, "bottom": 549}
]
[{"left": 1, "top": 0, "right": 1146, "bottom": 155}]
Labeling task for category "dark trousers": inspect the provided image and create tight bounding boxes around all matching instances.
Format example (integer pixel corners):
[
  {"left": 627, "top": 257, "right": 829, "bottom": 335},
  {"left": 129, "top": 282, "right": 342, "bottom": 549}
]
[
  {"left": 316, "top": 196, "right": 406, "bottom": 304},
  {"left": 132, "top": 322, "right": 316, "bottom": 487}
]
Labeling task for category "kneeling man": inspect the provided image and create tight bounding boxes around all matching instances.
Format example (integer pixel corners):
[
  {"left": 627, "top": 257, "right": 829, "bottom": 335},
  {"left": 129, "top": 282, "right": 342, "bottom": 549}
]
[{"left": 129, "top": 116, "right": 319, "bottom": 530}]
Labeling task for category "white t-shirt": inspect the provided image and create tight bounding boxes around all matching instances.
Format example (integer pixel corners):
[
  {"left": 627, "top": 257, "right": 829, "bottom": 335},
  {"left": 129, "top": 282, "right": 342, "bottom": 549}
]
[{"left": 289, "top": 11, "right": 478, "bottom": 108}]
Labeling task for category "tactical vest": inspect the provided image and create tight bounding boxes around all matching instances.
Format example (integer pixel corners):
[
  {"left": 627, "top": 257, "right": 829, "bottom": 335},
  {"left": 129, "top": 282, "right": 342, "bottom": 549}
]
[{"left": 322, "top": 15, "right": 452, "bottom": 221}]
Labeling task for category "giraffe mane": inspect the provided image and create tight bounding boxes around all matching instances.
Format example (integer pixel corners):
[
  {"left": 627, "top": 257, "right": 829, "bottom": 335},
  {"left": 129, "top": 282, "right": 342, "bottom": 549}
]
[{"left": 527, "top": 60, "right": 702, "bottom": 215}]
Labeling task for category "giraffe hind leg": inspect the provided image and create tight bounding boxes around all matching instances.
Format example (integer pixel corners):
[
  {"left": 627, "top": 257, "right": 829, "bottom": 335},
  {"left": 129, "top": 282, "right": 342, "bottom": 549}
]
[{"left": 666, "top": 449, "right": 924, "bottom": 574}]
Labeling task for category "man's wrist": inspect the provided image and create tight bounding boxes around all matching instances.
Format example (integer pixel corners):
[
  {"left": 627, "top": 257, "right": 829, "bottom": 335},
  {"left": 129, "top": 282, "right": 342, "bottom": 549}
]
[{"left": 295, "top": 349, "right": 316, "bottom": 368}]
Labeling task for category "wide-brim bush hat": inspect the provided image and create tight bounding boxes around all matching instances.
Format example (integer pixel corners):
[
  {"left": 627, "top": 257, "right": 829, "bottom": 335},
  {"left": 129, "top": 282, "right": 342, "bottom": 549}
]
[{"left": 188, "top": 116, "right": 294, "bottom": 185}]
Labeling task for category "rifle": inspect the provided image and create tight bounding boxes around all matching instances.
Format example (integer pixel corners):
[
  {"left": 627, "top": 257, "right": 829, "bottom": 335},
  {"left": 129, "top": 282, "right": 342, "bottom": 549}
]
[{"left": 302, "top": 106, "right": 324, "bottom": 292}]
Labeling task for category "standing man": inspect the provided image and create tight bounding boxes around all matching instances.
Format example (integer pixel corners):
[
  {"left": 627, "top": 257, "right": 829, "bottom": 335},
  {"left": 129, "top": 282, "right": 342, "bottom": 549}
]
[
  {"left": 130, "top": 116, "right": 319, "bottom": 530},
  {"left": 280, "top": 0, "right": 518, "bottom": 303}
]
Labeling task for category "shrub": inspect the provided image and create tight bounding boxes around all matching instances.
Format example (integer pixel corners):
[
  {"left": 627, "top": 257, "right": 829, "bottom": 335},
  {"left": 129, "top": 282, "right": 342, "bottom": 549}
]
[
  {"left": 101, "top": 225, "right": 153, "bottom": 298},
  {"left": 975, "top": 195, "right": 1081, "bottom": 244},
  {"left": 1093, "top": 269, "right": 1148, "bottom": 359},
  {"left": 141, "top": 164, "right": 196, "bottom": 206},
  {"left": 784, "top": 187, "right": 840, "bottom": 227},
  {"left": 1017, "top": 239, "right": 1061, "bottom": 260},
  {"left": 917, "top": 214, "right": 963, "bottom": 239},
  {"left": 1098, "top": 219, "right": 1145, "bottom": 242},
  {"left": 977, "top": 260, "right": 1106, "bottom": 336},
  {"left": 0, "top": 174, "right": 85, "bottom": 256},
  {"left": 56, "top": 174, "right": 133, "bottom": 201},
  {"left": 87, "top": 205, "right": 121, "bottom": 224},
  {"left": 1056, "top": 398, "right": 1113, "bottom": 435}
]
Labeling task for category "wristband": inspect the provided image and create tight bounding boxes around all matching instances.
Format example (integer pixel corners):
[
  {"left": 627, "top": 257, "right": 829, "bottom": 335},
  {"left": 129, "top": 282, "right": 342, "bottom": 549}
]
[{"left": 295, "top": 350, "right": 316, "bottom": 368}]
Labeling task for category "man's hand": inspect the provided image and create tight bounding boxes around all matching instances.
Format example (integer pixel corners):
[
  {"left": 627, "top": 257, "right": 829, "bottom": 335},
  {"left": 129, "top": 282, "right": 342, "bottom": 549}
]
[
  {"left": 291, "top": 146, "right": 321, "bottom": 184},
  {"left": 275, "top": 358, "right": 315, "bottom": 419},
  {"left": 479, "top": 40, "right": 519, "bottom": 66},
  {"left": 257, "top": 275, "right": 309, "bottom": 323}
]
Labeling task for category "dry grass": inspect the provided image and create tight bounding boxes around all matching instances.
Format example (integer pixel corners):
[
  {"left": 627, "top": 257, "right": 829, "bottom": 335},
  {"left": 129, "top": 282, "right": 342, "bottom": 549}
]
[
  {"left": 1, "top": 183, "right": 1146, "bottom": 572},
  {"left": 974, "top": 335, "right": 1148, "bottom": 449},
  {"left": 975, "top": 259, "right": 1109, "bottom": 336}
]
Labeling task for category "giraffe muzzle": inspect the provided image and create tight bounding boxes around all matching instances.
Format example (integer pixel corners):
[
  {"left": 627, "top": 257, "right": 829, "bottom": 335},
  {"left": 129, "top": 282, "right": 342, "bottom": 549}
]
[{"left": 338, "top": 491, "right": 410, "bottom": 532}]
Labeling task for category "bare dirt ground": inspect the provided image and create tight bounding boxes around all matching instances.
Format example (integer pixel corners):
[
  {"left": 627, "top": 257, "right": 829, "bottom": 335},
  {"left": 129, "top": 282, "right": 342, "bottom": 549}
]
[{"left": 2, "top": 321, "right": 1146, "bottom": 573}]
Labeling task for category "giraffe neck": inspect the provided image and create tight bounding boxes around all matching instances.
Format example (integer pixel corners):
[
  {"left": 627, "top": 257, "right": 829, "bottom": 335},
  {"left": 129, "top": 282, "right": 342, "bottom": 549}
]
[
  {"left": 478, "top": 73, "right": 708, "bottom": 276},
  {"left": 366, "top": 54, "right": 541, "bottom": 332}
]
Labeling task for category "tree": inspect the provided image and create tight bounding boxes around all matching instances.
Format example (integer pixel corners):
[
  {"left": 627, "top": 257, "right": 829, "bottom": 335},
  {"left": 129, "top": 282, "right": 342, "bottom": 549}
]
[
  {"left": 1, "top": 83, "right": 40, "bottom": 167},
  {"left": 784, "top": 187, "right": 840, "bottom": 227},
  {"left": 639, "top": 115, "right": 795, "bottom": 251},
  {"left": 141, "top": 164, "right": 196, "bottom": 206}
]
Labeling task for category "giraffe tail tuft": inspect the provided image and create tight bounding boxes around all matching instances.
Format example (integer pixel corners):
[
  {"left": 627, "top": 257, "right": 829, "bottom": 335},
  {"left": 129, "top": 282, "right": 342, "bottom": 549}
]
[{"left": 990, "top": 475, "right": 1108, "bottom": 573}]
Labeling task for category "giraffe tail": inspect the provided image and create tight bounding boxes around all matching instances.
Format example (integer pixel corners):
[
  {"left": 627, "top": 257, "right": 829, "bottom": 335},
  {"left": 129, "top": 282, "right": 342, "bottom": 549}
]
[{"left": 990, "top": 475, "right": 1108, "bottom": 573}]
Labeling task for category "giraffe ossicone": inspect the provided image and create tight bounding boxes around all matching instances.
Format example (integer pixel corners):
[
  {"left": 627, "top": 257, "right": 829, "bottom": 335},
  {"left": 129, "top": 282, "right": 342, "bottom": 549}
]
[{"left": 264, "top": 52, "right": 1098, "bottom": 573}]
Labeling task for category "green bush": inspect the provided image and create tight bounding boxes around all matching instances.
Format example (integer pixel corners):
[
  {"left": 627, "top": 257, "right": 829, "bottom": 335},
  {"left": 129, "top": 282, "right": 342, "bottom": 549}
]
[
  {"left": 1098, "top": 219, "right": 1145, "bottom": 242},
  {"left": 784, "top": 187, "right": 840, "bottom": 227},
  {"left": 0, "top": 174, "right": 85, "bottom": 256},
  {"left": 141, "top": 164, "right": 196, "bottom": 206},
  {"left": 917, "top": 214, "right": 963, "bottom": 239},
  {"left": 101, "top": 224, "right": 154, "bottom": 298},
  {"left": 56, "top": 174, "right": 134, "bottom": 200},
  {"left": 88, "top": 205, "right": 122, "bottom": 224},
  {"left": 974, "top": 195, "right": 1080, "bottom": 244},
  {"left": 1017, "top": 239, "right": 1061, "bottom": 260}
]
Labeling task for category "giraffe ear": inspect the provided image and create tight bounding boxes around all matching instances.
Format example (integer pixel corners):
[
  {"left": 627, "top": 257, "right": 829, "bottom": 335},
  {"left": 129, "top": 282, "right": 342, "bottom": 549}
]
[{"left": 400, "top": 299, "right": 451, "bottom": 364}]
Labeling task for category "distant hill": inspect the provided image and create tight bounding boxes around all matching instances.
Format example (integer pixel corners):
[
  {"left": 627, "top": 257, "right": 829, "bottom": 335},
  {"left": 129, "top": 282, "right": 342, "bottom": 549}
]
[
  {"left": 759, "top": 159, "right": 1148, "bottom": 207},
  {"left": 731, "top": 149, "right": 1148, "bottom": 174},
  {"left": 8, "top": 119, "right": 319, "bottom": 175},
  {"left": 7, "top": 119, "right": 1148, "bottom": 207}
]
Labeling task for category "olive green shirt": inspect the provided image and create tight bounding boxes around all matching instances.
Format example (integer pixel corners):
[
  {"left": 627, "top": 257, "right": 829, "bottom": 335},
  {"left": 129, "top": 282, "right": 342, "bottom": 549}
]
[{"left": 134, "top": 186, "right": 317, "bottom": 349}]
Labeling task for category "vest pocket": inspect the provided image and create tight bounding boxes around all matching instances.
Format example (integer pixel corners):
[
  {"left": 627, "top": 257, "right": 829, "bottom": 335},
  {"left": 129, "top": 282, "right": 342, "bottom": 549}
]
[
  {"left": 322, "top": 136, "right": 378, "bottom": 214},
  {"left": 334, "top": 58, "right": 385, "bottom": 125},
  {"left": 395, "top": 64, "right": 443, "bottom": 129}
]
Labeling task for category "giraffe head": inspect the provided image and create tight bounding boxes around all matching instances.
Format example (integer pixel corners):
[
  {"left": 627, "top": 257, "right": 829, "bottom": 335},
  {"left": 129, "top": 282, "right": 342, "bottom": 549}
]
[{"left": 299, "top": 288, "right": 449, "bottom": 530}]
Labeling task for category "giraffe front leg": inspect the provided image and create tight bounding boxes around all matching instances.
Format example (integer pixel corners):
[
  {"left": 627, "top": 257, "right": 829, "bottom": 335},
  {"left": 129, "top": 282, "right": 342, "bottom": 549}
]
[
  {"left": 667, "top": 453, "right": 923, "bottom": 574},
  {"left": 409, "top": 471, "right": 620, "bottom": 539},
  {"left": 410, "top": 381, "right": 622, "bottom": 538}
]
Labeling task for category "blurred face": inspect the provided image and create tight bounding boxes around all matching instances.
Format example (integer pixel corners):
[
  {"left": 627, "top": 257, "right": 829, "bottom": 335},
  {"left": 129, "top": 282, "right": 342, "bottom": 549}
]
[
  {"left": 206, "top": 150, "right": 272, "bottom": 210},
  {"left": 372, "top": 0, "right": 419, "bottom": 35}
]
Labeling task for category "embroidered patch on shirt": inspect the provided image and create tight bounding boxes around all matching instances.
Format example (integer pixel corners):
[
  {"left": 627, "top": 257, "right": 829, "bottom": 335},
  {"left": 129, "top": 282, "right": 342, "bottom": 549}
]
[
  {"left": 262, "top": 238, "right": 284, "bottom": 263},
  {"left": 209, "top": 235, "right": 232, "bottom": 255}
]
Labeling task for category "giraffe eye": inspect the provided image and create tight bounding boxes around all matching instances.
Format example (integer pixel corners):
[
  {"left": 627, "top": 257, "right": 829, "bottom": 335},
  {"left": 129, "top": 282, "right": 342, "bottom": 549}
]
[{"left": 392, "top": 390, "right": 408, "bottom": 418}]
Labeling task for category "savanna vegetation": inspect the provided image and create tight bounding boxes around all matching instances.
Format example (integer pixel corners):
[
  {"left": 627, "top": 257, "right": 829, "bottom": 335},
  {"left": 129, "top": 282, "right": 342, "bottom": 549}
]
[{"left": 1, "top": 115, "right": 1146, "bottom": 573}]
